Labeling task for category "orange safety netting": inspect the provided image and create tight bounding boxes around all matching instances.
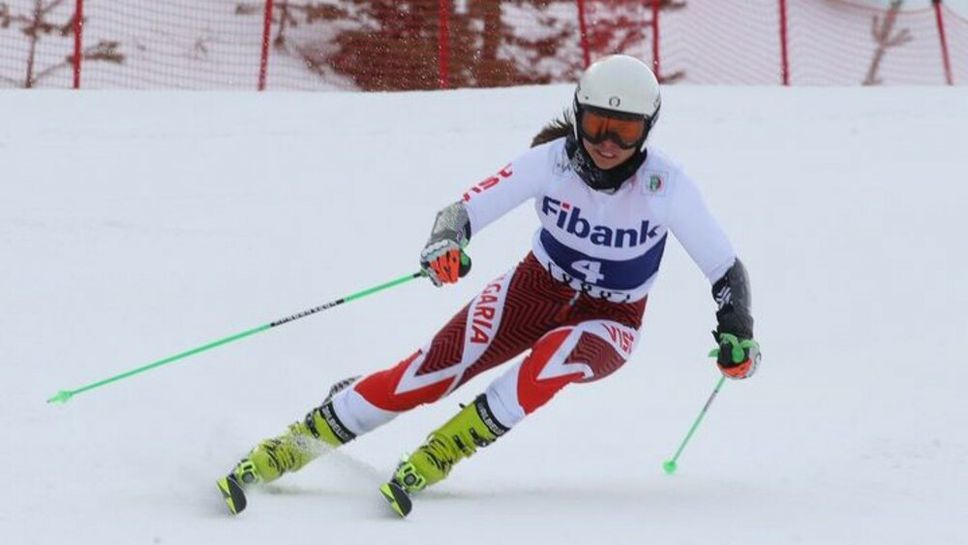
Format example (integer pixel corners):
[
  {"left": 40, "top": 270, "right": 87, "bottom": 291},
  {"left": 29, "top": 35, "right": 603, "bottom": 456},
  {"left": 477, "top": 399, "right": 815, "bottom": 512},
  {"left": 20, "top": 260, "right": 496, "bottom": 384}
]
[
  {"left": 660, "top": 0, "right": 782, "bottom": 84},
  {"left": 0, "top": 0, "right": 962, "bottom": 90},
  {"left": 941, "top": 3, "right": 967, "bottom": 84}
]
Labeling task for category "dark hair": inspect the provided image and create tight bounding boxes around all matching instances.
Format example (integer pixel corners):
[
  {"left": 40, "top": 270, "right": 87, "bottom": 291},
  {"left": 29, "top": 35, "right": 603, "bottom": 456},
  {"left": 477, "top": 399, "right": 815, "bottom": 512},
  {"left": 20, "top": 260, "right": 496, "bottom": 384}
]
[{"left": 530, "top": 112, "right": 574, "bottom": 148}]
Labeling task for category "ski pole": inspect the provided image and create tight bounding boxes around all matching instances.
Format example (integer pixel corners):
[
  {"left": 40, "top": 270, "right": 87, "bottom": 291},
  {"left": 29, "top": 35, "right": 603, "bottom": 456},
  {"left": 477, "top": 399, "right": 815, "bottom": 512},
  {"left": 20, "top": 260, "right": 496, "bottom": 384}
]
[
  {"left": 662, "top": 375, "right": 726, "bottom": 475},
  {"left": 47, "top": 271, "right": 424, "bottom": 405}
]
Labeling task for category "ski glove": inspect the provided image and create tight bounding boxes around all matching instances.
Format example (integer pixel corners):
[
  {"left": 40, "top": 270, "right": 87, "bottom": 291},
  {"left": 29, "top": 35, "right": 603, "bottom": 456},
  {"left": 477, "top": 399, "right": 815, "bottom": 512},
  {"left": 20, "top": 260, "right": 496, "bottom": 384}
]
[
  {"left": 709, "top": 258, "right": 759, "bottom": 380},
  {"left": 710, "top": 332, "right": 761, "bottom": 380},
  {"left": 420, "top": 202, "right": 473, "bottom": 287}
]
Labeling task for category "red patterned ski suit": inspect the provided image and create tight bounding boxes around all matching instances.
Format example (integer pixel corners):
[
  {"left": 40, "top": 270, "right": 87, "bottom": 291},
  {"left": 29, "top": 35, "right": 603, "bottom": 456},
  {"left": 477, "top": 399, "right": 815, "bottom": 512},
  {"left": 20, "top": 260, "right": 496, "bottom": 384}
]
[{"left": 329, "top": 254, "right": 645, "bottom": 433}]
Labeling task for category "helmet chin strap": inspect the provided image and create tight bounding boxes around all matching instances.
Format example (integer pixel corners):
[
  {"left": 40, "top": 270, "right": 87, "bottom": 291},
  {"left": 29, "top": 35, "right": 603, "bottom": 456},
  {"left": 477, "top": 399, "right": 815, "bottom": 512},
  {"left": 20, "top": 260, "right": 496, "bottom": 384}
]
[{"left": 566, "top": 133, "right": 647, "bottom": 192}]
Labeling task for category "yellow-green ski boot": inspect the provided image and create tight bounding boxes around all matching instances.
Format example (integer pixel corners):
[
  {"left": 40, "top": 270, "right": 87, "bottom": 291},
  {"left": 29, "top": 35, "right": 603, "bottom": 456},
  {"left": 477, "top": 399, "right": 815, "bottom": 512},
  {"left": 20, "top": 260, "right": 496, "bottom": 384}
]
[
  {"left": 218, "top": 377, "right": 359, "bottom": 515},
  {"left": 380, "top": 394, "right": 509, "bottom": 518}
]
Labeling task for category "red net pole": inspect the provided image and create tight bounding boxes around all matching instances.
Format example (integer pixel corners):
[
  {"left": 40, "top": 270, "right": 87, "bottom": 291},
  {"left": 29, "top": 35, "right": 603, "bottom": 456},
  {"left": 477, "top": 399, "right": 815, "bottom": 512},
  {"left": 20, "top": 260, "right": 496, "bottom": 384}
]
[
  {"left": 933, "top": 0, "right": 954, "bottom": 85},
  {"left": 652, "top": 0, "right": 661, "bottom": 79},
  {"left": 778, "top": 0, "right": 790, "bottom": 85},
  {"left": 73, "top": 0, "right": 83, "bottom": 89},
  {"left": 438, "top": 0, "right": 450, "bottom": 89},
  {"left": 258, "top": 0, "right": 275, "bottom": 91},
  {"left": 577, "top": 0, "right": 591, "bottom": 68}
]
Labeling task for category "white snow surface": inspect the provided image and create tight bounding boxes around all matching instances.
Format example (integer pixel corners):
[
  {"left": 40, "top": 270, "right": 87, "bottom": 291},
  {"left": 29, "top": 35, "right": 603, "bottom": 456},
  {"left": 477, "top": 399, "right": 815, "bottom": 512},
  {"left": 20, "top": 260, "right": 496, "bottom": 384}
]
[{"left": 1, "top": 86, "right": 966, "bottom": 544}]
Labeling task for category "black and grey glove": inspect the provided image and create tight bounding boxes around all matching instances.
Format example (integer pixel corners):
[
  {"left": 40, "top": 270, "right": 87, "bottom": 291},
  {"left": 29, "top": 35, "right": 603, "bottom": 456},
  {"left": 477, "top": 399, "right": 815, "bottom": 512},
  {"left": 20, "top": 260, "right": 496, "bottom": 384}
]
[{"left": 709, "top": 258, "right": 761, "bottom": 380}]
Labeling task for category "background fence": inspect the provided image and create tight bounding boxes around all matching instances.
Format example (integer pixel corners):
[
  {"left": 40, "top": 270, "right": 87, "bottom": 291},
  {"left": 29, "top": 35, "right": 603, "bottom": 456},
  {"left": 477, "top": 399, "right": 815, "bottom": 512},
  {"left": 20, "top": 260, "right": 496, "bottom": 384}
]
[{"left": 1, "top": 0, "right": 964, "bottom": 90}]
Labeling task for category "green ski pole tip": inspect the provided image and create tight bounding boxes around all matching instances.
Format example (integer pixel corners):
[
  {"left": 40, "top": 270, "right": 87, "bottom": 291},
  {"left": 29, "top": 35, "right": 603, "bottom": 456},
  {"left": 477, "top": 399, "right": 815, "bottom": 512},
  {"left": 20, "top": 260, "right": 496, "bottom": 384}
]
[
  {"left": 47, "top": 390, "right": 73, "bottom": 404},
  {"left": 662, "top": 460, "right": 678, "bottom": 475}
]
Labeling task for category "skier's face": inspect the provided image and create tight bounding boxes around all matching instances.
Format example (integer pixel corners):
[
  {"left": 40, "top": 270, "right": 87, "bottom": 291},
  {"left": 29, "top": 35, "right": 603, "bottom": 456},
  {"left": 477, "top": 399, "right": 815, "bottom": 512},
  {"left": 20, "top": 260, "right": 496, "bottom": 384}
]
[{"left": 582, "top": 138, "right": 636, "bottom": 170}]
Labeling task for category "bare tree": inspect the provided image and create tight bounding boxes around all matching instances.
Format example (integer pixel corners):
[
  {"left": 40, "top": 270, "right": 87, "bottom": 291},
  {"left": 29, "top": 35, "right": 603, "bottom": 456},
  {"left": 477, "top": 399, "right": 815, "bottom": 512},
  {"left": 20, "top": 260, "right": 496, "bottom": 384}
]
[
  {"left": 0, "top": 0, "right": 123, "bottom": 88},
  {"left": 863, "top": 0, "right": 912, "bottom": 85},
  {"left": 232, "top": 0, "right": 687, "bottom": 90},
  {"left": 503, "top": 0, "right": 686, "bottom": 85}
]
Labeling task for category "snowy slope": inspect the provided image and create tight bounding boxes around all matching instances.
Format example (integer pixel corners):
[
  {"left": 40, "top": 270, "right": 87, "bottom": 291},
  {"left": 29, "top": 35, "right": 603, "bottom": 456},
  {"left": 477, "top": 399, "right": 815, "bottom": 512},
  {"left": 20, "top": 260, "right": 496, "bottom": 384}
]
[{"left": 1, "top": 85, "right": 966, "bottom": 544}]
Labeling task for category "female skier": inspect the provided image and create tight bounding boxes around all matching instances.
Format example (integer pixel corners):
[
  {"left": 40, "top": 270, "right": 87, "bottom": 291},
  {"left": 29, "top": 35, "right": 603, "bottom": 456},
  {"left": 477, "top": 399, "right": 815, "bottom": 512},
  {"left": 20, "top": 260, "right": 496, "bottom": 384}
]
[{"left": 218, "top": 54, "right": 761, "bottom": 517}]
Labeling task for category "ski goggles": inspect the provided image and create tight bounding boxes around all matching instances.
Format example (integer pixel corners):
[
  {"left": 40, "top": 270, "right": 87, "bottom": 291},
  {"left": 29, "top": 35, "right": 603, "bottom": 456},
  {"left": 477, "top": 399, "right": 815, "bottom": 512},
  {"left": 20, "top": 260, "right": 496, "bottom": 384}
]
[{"left": 578, "top": 106, "right": 649, "bottom": 149}]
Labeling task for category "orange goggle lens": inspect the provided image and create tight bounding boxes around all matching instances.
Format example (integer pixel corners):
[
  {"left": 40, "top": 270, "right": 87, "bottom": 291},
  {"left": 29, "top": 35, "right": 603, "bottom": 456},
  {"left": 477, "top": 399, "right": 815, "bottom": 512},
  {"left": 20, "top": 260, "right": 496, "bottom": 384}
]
[{"left": 579, "top": 110, "right": 647, "bottom": 149}]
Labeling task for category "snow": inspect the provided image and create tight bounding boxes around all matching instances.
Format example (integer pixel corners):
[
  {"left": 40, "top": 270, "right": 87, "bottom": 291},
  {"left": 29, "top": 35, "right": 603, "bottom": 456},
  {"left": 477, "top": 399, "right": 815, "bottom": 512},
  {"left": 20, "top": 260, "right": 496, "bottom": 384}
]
[{"left": 1, "top": 85, "right": 966, "bottom": 544}]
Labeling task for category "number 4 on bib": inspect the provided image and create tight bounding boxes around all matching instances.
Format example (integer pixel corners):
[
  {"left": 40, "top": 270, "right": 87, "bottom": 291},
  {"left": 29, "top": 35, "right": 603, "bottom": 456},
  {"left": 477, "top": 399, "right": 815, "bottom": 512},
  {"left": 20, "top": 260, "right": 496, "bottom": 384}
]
[{"left": 572, "top": 260, "right": 605, "bottom": 283}]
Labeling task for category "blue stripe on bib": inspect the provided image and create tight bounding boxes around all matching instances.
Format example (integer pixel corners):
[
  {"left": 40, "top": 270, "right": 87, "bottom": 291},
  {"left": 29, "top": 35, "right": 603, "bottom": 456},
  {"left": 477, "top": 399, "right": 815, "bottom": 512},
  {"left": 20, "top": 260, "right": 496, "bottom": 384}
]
[{"left": 538, "top": 229, "right": 667, "bottom": 290}]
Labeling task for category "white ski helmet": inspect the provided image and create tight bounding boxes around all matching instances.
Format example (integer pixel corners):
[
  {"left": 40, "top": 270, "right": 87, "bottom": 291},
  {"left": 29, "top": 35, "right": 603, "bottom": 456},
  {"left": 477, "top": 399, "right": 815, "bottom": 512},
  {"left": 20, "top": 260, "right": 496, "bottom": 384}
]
[{"left": 572, "top": 54, "right": 662, "bottom": 150}]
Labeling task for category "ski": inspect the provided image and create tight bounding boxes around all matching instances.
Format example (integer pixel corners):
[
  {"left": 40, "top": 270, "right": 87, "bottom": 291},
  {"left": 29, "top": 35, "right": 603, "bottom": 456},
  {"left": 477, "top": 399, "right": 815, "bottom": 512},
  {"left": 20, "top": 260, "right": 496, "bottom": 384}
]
[
  {"left": 217, "top": 474, "right": 248, "bottom": 515},
  {"left": 379, "top": 481, "right": 413, "bottom": 518},
  {"left": 216, "top": 473, "right": 413, "bottom": 517}
]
